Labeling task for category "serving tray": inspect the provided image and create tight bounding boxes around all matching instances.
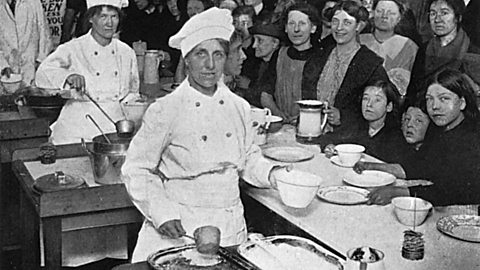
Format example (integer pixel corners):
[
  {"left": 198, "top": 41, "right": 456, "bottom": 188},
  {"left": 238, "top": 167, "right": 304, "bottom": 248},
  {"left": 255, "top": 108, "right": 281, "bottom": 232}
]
[
  {"left": 238, "top": 235, "right": 343, "bottom": 270},
  {"left": 148, "top": 245, "right": 260, "bottom": 270}
]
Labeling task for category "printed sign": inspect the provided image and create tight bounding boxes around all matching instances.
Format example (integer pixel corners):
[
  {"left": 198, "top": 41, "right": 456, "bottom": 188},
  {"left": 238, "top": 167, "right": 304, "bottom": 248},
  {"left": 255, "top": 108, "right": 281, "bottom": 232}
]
[{"left": 41, "top": 0, "right": 66, "bottom": 48}]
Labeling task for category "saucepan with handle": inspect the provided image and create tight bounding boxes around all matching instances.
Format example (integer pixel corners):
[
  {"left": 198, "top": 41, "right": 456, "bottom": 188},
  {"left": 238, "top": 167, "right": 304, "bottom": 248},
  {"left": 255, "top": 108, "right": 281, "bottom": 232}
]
[{"left": 84, "top": 92, "right": 135, "bottom": 137}]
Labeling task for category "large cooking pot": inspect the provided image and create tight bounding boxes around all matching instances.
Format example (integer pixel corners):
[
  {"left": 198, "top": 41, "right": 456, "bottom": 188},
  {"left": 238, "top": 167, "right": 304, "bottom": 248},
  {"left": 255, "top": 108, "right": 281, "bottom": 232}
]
[
  {"left": 81, "top": 133, "right": 132, "bottom": 185},
  {"left": 14, "top": 86, "right": 67, "bottom": 124}
]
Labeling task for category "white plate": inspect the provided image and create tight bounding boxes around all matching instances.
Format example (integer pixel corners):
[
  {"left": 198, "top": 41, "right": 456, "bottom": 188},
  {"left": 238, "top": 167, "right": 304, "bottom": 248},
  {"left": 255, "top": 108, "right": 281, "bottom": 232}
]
[
  {"left": 268, "top": 115, "right": 283, "bottom": 123},
  {"left": 343, "top": 170, "right": 396, "bottom": 188},
  {"left": 437, "top": 215, "right": 480, "bottom": 243},
  {"left": 330, "top": 156, "right": 354, "bottom": 167},
  {"left": 262, "top": 146, "right": 314, "bottom": 163},
  {"left": 317, "top": 186, "right": 369, "bottom": 205}
]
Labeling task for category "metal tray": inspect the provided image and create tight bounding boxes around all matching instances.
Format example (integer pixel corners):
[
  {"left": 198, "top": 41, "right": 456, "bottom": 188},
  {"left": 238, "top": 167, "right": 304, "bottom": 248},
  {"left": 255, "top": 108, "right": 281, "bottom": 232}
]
[
  {"left": 238, "top": 235, "right": 343, "bottom": 270},
  {"left": 148, "top": 244, "right": 260, "bottom": 270}
]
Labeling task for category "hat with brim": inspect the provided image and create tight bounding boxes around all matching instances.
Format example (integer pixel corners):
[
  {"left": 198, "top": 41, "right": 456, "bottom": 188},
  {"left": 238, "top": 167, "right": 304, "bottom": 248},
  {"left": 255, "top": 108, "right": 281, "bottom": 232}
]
[{"left": 249, "top": 22, "right": 284, "bottom": 40}]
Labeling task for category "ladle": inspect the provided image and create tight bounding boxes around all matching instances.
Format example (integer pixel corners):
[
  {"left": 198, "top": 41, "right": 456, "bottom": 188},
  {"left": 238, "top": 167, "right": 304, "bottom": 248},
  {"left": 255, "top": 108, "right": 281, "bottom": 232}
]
[
  {"left": 84, "top": 92, "right": 135, "bottom": 137},
  {"left": 183, "top": 226, "right": 221, "bottom": 255},
  {"left": 85, "top": 114, "right": 112, "bottom": 144}
]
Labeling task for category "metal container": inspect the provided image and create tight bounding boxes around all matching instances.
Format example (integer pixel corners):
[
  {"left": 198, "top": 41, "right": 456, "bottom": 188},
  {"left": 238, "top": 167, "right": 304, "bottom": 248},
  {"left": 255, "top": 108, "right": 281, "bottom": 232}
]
[{"left": 81, "top": 133, "right": 132, "bottom": 185}]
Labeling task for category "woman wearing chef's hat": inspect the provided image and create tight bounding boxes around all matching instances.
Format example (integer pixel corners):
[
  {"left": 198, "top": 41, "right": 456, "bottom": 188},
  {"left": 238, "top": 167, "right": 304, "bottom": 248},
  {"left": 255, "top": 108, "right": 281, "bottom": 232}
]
[
  {"left": 122, "top": 7, "right": 283, "bottom": 262},
  {"left": 35, "top": 0, "right": 139, "bottom": 145}
]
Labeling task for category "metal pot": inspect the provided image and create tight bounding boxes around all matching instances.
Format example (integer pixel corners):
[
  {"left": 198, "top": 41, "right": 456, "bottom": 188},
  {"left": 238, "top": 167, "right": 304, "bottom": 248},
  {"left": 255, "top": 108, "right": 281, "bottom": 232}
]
[
  {"left": 81, "top": 133, "right": 132, "bottom": 185},
  {"left": 14, "top": 86, "right": 67, "bottom": 124},
  {"left": 115, "top": 119, "right": 135, "bottom": 138}
]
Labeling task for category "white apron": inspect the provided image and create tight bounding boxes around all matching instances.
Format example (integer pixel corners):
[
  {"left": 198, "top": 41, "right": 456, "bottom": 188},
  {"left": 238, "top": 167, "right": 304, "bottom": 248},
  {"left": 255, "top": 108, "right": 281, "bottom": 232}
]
[{"left": 131, "top": 169, "right": 247, "bottom": 262}]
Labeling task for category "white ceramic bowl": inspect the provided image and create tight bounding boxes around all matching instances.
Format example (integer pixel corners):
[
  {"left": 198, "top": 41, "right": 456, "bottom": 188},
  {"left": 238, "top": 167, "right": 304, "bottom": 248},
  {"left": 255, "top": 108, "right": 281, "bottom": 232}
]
[
  {"left": 334, "top": 144, "right": 365, "bottom": 167},
  {"left": 391, "top": 197, "right": 432, "bottom": 226},
  {"left": 274, "top": 169, "right": 323, "bottom": 208},
  {"left": 1, "top": 74, "right": 22, "bottom": 94}
]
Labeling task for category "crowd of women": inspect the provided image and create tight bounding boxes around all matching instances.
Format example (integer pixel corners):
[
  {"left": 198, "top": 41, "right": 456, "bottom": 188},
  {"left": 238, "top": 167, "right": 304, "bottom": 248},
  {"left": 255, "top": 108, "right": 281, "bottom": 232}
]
[{"left": 1, "top": 0, "right": 480, "bottom": 266}]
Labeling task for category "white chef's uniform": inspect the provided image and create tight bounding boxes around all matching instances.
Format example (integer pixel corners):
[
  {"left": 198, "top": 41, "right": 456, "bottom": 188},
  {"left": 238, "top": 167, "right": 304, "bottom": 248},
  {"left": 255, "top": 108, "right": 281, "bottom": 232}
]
[
  {"left": 35, "top": 31, "right": 139, "bottom": 145},
  {"left": 122, "top": 79, "right": 275, "bottom": 262},
  {"left": 0, "top": 0, "right": 52, "bottom": 85},
  {"left": 34, "top": 31, "right": 139, "bottom": 266}
]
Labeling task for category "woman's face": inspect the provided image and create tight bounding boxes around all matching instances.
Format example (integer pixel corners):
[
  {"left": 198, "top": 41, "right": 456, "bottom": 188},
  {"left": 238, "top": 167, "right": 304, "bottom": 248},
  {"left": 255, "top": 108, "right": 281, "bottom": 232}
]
[
  {"left": 374, "top": 0, "right": 401, "bottom": 32},
  {"left": 252, "top": 34, "right": 279, "bottom": 59},
  {"left": 224, "top": 40, "right": 247, "bottom": 76},
  {"left": 90, "top": 7, "right": 119, "bottom": 41},
  {"left": 167, "top": 0, "right": 181, "bottom": 16},
  {"left": 429, "top": 0, "right": 458, "bottom": 37},
  {"left": 426, "top": 83, "right": 466, "bottom": 128},
  {"left": 233, "top": 14, "right": 253, "bottom": 36},
  {"left": 187, "top": 0, "right": 205, "bottom": 18},
  {"left": 362, "top": 86, "right": 392, "bottom": 122},
  {"left": 402, "top": 107, "right": 430, "bottom": 144},
  {"left": 332, "top": 10, "right": 360, "bottom": 46},
  {"left": 286, "top": 10, "right": 316, "bottom": 51},
  {"left": 185, "top": 39, "right": 226, "bottom": 93}
]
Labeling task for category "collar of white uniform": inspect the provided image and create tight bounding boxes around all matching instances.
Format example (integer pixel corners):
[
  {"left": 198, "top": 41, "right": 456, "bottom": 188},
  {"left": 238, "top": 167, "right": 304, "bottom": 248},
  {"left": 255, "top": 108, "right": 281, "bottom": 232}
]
[
  {"left": 179, "top": 77, "right": 229, "bottom": 102},
  {"left": 87, "top": 30, "right": 117, "bottom": 51}
]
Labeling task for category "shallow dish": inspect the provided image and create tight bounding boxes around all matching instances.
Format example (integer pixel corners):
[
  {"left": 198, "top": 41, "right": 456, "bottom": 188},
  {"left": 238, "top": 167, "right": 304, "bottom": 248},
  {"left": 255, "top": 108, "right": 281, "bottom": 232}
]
[
  {"left": 437, "top": 215, "right": 480, "bottom": 243},
  {"left": 343, "top": 170, "right": 396, "bottom": 188},
  {"left": 330, "top": 156, "right": 357, "bottom": 168},
  {"left": 267, "top": 115, "right": 283, "bottom": 123},
  {"left": 237, "top": 235, "right": 343, "bottom": 270},
  {"left": 317, "top": 186, "right": 369, "bottom": 205},
  {"left": 262, "top": 146, "right": 314, "bottom": 163}
]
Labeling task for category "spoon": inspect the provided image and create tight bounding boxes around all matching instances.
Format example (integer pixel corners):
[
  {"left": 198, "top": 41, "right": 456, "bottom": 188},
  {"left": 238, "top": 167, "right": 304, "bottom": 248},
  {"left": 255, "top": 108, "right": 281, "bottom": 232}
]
[{"left": 85, "top": 114, "right": 112, "bottom": 144}]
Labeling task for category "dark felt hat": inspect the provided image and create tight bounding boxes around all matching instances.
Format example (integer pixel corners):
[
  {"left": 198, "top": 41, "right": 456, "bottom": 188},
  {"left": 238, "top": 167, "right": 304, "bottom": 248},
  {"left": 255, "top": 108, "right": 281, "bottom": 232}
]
[{"left": 248, "top": 21, "right": 285, "bottom": 40}]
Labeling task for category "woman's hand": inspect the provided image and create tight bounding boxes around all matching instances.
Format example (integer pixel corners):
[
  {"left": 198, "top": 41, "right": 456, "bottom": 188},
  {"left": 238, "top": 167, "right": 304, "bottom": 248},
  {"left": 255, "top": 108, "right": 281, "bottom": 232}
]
[
  {"left": 268, "top": 164, "right": 293, "bottom": 189},
  {"left": 65, "top": 74, "right": 86, "bottom": 93},
  {"left": 367, "top": 186, "right": 409, "bottom": 205},
  {"left": 1, "top": 67, "right": 13, "bottom": 78},
  {"left": 353, "top": 161, "right": 370, "bottom": 174},
  {"left": 323, "top": 106, "right": 341, "bottom": 126},
  {"left": 158, "top": 219, "right": 186, "bottom": 238},
  {"left": 324, "top": 144, "right": 336, "bottom": 158}
]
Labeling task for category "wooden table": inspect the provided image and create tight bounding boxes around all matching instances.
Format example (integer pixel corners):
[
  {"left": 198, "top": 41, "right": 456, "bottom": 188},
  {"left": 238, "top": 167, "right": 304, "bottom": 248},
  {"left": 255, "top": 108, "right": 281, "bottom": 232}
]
[
  {"left": 244, "top": 125, "right": 480, "bottom": 270},
  {"left": 12, "top": 144, "right": 143, "bottom": 270},
  {"left": 0, "top": 95, "right": 51, "bottom": 267}
]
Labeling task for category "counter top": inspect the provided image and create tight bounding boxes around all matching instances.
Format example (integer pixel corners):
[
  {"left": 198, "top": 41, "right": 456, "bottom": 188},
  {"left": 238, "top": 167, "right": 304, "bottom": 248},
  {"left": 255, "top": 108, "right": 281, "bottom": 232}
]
[{"left": 245, "top": 125, "right": 480, "bottom": 270}]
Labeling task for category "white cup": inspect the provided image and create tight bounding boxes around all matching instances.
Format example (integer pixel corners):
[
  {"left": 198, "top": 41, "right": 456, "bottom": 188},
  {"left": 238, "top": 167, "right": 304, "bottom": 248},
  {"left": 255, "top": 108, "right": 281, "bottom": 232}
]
[
  {"left": 334, "top": 144, "right": 365, "bottom": 167},
  {"left": 345, "top": 246, "right": 385, "bottom": 270},
  {"left": 250, "top": 108, "right": 271, "bottom": 145}
]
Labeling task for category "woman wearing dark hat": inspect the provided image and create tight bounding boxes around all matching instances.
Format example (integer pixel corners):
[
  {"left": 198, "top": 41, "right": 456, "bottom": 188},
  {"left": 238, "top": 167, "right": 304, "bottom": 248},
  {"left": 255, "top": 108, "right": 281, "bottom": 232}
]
[
  {"left": 260, "top": 2, "right": 320, "bottom": 122},
  {"left": 234, "top": 18, "right": 284, "bottom": 107},
  {"left": 122, "top": 7, "right": 284, "bottom": 262}
]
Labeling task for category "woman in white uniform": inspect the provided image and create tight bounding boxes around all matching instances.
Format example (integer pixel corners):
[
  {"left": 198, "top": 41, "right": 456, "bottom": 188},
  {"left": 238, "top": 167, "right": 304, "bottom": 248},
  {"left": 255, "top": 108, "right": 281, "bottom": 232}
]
[
  {"left": 33, "top": 0, "right": 138, "bottom": 266},
  {"left": 35, "top": 0, "right": 139, "bottom": 145},
  {"left": 121, "top": 7, "right": 283, "bottom": 262}
]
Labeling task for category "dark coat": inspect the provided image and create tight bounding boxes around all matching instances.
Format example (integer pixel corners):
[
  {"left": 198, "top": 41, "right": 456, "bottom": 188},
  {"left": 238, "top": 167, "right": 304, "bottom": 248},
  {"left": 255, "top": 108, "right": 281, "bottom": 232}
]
[
  {"left": 406, "top": 31, "right": 480, "bottom": 103},
  {"left": 405, "top": 118, "right": 480, "bottom": 206},
  {"left": 302, "top": 45, "right": 390, "bottom": 137}
]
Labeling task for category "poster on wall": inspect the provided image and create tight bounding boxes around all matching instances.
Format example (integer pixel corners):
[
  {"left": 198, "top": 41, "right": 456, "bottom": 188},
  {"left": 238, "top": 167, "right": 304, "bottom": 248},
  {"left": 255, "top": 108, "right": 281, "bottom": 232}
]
[{"left": 41, "top": 0, "right": 66, "bottom": 48}]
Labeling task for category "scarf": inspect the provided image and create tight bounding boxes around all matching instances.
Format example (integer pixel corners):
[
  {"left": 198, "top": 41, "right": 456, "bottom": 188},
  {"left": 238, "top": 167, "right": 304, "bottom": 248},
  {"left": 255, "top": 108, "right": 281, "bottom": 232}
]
[{"left": 424, "top": 28, "right": 470, "bottom": 76}]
